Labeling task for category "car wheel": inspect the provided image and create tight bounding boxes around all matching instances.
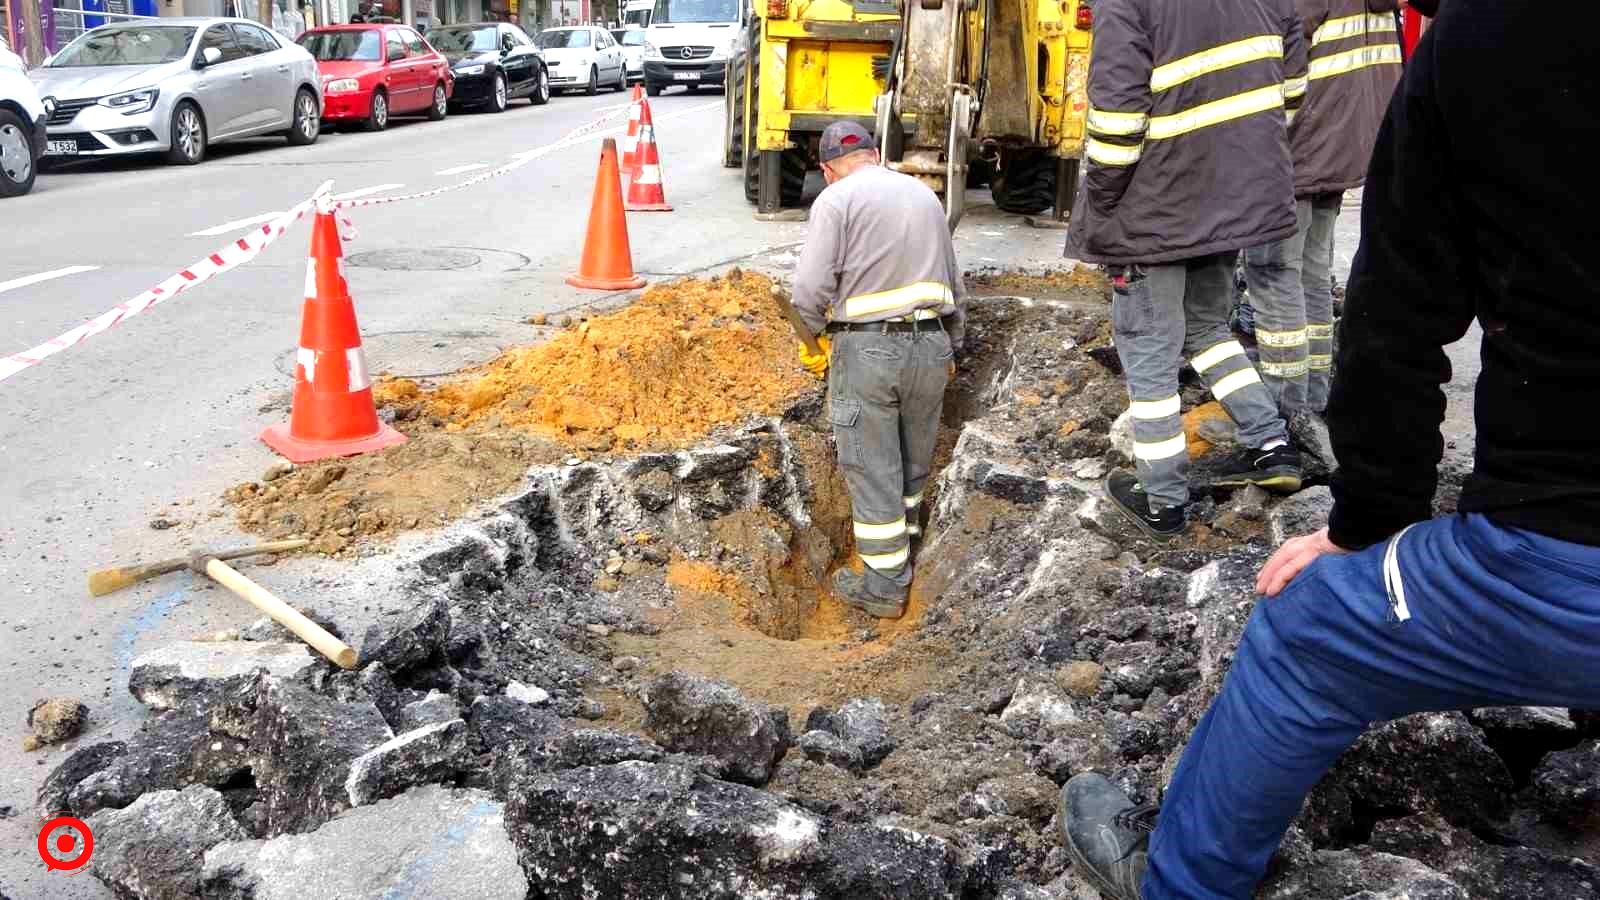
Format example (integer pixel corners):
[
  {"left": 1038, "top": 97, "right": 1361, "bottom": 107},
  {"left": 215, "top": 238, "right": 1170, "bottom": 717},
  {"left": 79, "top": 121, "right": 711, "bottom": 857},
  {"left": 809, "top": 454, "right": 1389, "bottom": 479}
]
[
  {"left": 364, "top": 89, "right": 389, "bottom": 131},
  {"left": 530, "top": 65, "right": 550, "bottom": 105},
  {"left": 427, "top": 82, "right": 448, "bottom": 121},
  {"left": 585, "top": 66, "right": 598, "bottom": 96},
  {"left": 166, "top": 102, "right": 206, "bottom": 165},
  {"left": 615, "top": 65, "right": 627, "bottom": 92},
  {"left": 0, "top": 110, "right": 37, "bottom": 197},
  {"left": 287, "top": 88, "right": 320, "bottom": 145},
  {"left": 491, "top": 73, "right": 508, "bottom": 112},
  {"left": 645, "top": 80, "right": 662, "bottom": 97}
]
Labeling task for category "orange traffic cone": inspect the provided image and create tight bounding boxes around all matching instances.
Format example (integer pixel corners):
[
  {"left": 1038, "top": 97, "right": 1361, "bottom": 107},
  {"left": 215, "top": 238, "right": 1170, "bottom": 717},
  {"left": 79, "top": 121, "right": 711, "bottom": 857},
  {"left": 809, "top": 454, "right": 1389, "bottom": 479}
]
[
  {"left": 260, "top": 205, "right": 407, "bottom": 463},
  {"left": 621, "top": 85, "right": 644, "bottom": 178},
  {"left": 625, "top": 102, "right": 673, "bottom": 212},
  {"left": 566, "top": 138, "right": 648, "bottom": 291}
]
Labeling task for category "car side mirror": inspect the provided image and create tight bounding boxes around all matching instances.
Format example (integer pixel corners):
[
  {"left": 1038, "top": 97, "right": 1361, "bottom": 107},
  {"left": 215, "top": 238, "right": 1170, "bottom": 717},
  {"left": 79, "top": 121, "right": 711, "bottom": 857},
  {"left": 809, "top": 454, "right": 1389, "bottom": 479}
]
[
  {"left": 388, "top": 46, "right": 405, "bottom": 61},
  {"left": 197, "top": 46, "right": 222, "bottom": 67}
]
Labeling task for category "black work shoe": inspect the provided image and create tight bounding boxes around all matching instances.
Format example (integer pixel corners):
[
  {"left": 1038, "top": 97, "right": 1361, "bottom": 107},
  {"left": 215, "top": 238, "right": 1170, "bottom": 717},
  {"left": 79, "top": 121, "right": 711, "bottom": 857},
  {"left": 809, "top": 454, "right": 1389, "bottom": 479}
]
[
  {"left": 1103, "top": 470, "right": 1185, "bottom": 541},
  {"left": 831, "top": 568, "right": 906, "bottom": 619},
  {"left": 1061, "top": 773, "right": 1158, "bottom": 900},
  {"left": 1212, "top": 444, "right": 1303, "bottom": 493}
]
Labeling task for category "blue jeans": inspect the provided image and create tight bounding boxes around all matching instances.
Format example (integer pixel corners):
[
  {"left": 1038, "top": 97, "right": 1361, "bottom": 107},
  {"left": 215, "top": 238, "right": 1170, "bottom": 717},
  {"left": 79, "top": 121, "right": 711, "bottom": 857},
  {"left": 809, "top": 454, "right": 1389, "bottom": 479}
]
[{"left": 1145, "top": 513, "right": 1600, "bottom": 898}]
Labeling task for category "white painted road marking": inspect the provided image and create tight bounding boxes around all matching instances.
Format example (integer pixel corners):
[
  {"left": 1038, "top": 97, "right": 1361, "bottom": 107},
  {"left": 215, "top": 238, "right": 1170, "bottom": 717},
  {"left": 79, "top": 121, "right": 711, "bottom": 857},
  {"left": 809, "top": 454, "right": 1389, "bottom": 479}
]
[
  {"left": 0, "top": 266, "right": 100, "bottom": 296},
  {"left": 332, "top": 183, "right": 405, "bottom": 201},
  {"left": 435, "top": 163, "right": 489, "bottom": 176},
  {"left": 188, "top": 212, "right": 282, "bottom": 237}
]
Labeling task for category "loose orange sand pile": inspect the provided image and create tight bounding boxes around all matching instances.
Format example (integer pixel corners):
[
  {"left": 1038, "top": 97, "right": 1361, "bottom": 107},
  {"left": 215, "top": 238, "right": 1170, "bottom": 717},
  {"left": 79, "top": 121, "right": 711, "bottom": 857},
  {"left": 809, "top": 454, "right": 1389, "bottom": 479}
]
[{"left": 419, "top": 270, "right": 814, "bottom": 450}]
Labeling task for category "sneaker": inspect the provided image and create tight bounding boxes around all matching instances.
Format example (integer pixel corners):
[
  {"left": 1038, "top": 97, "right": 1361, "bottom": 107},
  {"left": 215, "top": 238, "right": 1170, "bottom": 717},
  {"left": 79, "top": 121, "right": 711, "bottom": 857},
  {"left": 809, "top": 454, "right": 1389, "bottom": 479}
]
[
  {"left": 1212, "top": 444, "right": 1303, "bottom": 493},
  {"left": 1061, "top": 773, "right": 1158, "bottom": 900},
  {"left": 831, "top": 568, "right": 906, "bottom": 619},
  {"left": 1103, "top": 470, "right": 1186, "bottom": 541}
]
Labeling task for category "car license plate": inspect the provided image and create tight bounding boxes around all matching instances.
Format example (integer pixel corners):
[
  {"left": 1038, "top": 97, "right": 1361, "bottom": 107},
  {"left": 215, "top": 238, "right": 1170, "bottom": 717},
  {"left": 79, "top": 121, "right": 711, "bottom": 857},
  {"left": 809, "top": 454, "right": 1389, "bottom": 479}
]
[
  {"left": 672, "top": 72, "right": 700, "bottom": 81},
  {"left": 45, "top": 140, "right": 78, "bottom": 156}
]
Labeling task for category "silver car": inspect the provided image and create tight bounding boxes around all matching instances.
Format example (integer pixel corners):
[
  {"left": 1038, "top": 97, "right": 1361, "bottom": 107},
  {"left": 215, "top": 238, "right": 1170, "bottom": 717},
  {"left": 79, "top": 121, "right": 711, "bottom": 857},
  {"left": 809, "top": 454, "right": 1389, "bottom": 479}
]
[{"left": 29, "top": 17, "right": 322, "bottom": 166}]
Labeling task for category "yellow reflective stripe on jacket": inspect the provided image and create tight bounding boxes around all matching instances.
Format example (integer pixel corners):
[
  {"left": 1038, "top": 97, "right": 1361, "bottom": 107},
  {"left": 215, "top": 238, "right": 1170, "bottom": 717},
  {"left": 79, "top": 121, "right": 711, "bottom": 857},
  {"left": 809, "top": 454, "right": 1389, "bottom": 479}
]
[
  {"left": 841, "top": 281, "right": 953, "bottom": 319},
  {"left": 1087, "top": 107, "right": 1149, "bottom": 137},
  {"left": 1146, "top": 84, "right": 1285, "bottom": 141},
  {"left": 1150, "top": 34, "right": 1284, "bottom": 93},
  {"left": 1086, "top": 137, "right": 1143, "bottom": 166},
  {"left": 1282, "top": 75, "right": 1308, "bottom": 100},
  {"left": 1311, "top": 12, "right": 1397, "bottom": 47},
  {"left": 1309, "top": 43, "right": 1402, "bottom": 81},
  {"left": 853, "top": 518, "right": 907, "bottom": 541}
]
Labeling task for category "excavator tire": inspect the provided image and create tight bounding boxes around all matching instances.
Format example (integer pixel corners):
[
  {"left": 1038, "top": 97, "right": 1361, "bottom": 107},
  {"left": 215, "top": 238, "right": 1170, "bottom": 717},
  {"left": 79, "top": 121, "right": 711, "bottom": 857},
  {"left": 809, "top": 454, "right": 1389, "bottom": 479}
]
[
  {"left": 991, "top": 150, "right": 1057, "bottom": 215},
  {"left": 724, "top": 55, "right": 746, "bottom": 168},
  {"left": 741, "top": 50, "right": 806, "bottom": 207}
]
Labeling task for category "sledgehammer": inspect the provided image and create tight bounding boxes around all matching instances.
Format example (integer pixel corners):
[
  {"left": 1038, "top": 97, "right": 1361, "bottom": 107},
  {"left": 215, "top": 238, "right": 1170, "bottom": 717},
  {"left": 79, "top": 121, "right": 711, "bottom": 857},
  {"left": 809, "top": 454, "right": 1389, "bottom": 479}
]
[{"left": 87, "top": 539, "right": 357, "bottom": 669}]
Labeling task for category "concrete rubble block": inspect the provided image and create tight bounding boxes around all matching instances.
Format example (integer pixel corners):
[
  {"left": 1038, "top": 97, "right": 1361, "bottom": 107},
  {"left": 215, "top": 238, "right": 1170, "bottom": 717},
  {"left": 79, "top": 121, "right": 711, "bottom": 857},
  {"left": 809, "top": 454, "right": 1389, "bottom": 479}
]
[
  {"left": 395, "top": 690, "right": 462, "bottom": 732},
  {"left": 803, "top": 698, "right": 897, "bottom": 771},
  {"left": 960, "top": 773, "right": 1060, "bottom": 824},
  {"left": 1099, "top": 641, "right": 1160, "bottom": 698},
  {"left": 541, "top": 729, "right": 665, "bottom": 770},
  {"left": 356, "top": 594, "right": 451, "bottom": 674},
  {"left": 1529, "top": 738, "right": 1600, "bottom": 827},
  {"left": 50, "top": 705, "right": 250, "bottom": 819},
  {"left": 999, "top": 677, "right": 1079, "bottom": 741},
  {"left": 415, "top": 529, "right": 508, "bottom": 587},
  {"left": 26, "top": 696, "right": 89, "bottom": 748},
  {"left": 345, "top": 718, "right": 470, "bottom": 807},
  {"left": 202, "top": 785, "right": 527, "bottom": 900},
  {"left": 641, "top": 671, "right": 790, "bottom": 786},
  {"left": 1302, "top": 712, "right": 1514, "bottom": 844},
  {"left": 1260, "top": 849, "right": 1468, "bottom": 899},
  {"left": 1287, "top": 410, "right": 1337, "bottom": 481},
  {"left": 479, "top": 511, "right": 540, "bottom": 579},
  {"left": 239, "top": 607, "right": 345, "bottom": 643},
  {"left": 37, "top": 741, "right": 126, "bottom": 819},
  {"left": 797, "top": 730, "right": 863, "bottom": 771},
  {"left": 504, "top": 760, "right": 970, "bottom": 899},
  {"left": 505, "top": 680, "right": 550, "bottom": 706},
  {"left": 1267, "top": 485, "right": 1335, "bottom": 546},
  {"left": 631, "top": 468, "right": 678, "bottom": 512},
  {"left": 680, "top": 444, "right": 753, "bottom": 481},
  {"left": 128, "top": 641, "right": 317, "bottom": 712},
  {"left": 1369, "top": 812, "right": 1600, "bottom": 898},
  {"left": 970, "top": 462, "right": 1050, "bottom": 505},
  {"left": 1470, "top": 705, "right": 1577, "bottom": 734},
  {"left": 85, "top": 785, "right": 248, "bottom": 900},
  {"left": 249, "top": 677, "right": 393, "bottom": 835},
  {"left": 468, "top": 695, "right": 564, "bottom": 752}
]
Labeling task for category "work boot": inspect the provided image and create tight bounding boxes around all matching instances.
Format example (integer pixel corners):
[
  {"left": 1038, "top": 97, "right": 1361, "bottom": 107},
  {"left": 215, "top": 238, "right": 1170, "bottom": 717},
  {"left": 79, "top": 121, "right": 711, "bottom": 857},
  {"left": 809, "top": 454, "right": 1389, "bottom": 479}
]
[
  {"left": 1212, "top": 444, "right": 1303, "bottom": 493},
  {"left": 831, "top": 568, "right": 906, "bottom": 619},
  {"left": 1104, "top": 470, "right": 1185, "bottom": 541},
  {"left": 1061, "top": 773, "right": 1157, "bottom": 900}
]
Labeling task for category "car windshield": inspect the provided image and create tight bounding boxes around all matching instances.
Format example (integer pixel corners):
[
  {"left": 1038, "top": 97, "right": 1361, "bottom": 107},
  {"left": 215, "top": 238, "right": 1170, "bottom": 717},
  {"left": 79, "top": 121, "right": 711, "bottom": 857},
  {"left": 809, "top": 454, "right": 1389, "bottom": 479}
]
[
  {"left": 297, "top": 30, "right": 381, "bottom": 61},
  {"left": 650, "top": 0, "right": 736, "bottom": 24},
  {"left": 47, "top": 25, "right": 196, "bottom": 67},
  {"left": 426, "top": 26, "right": 497, "bottom": 52},
  {"left": 536, "top": 29, "right": 590, "bottom": 49},
  {"left": 611, "top": 29, "right": 644, "bottom": 45}
]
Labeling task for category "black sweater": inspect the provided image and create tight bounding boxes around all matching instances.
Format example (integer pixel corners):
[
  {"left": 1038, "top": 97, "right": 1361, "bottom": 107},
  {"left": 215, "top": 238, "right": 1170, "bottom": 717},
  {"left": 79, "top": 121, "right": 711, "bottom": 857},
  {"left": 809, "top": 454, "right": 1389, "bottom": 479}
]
[{"left": 1326, "top": 0, "right": 1600, "bottom": 550}]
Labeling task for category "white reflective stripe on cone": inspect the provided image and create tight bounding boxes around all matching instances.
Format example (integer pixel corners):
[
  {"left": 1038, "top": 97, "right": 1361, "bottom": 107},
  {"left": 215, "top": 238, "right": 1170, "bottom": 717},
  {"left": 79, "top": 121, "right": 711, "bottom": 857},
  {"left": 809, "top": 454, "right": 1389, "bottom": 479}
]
[
  {"left": 346, "top": 347, "right": 372, "bottom": 392},
  {"left": 1191, "top": 340, "right": 1246, "bottom": 373},
  {"left": 1134, "top": 433, "right": 1188, "bottom": 461},
  {"left": 1211, "top": 367, "right": 1262, "bottom": 400},
  {"left": 1130, "top": 395, "right": 1181, "bottom": 419},
  {"left": 297, "top": 347, "right": 317, "bottom": 383},
  {"left": 853, "top": 518, "right": 907, "bottom": 541},
  {"left": 303, "top": 257, "right": 317, "bottom": 300},
  {"left": 860, "top": 546, "right": 910, "bottom": 571},
  {"left": 635, "top": 164, "right": 662, "bottom": 185}
]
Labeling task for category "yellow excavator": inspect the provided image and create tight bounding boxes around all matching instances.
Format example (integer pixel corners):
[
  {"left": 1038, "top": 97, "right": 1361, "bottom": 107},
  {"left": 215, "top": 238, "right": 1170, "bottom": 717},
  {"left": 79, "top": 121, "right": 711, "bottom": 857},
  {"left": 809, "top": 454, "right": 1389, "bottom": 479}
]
[{"left": 722, "top": 0, "right": 1094, "bottom": 229}]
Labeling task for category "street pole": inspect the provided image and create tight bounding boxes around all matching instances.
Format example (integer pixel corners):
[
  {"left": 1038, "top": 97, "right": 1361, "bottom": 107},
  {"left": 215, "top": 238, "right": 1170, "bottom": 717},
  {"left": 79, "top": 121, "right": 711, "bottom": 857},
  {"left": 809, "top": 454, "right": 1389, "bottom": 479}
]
[
  {"left": 401, "top": 0, "right": 412, "bottom": 25},
  {"left": 18, "top": 0, "right": 46, "bottom": 66},
  {"left": 256, "top": 0, "right": 270, "bottom": 26}
]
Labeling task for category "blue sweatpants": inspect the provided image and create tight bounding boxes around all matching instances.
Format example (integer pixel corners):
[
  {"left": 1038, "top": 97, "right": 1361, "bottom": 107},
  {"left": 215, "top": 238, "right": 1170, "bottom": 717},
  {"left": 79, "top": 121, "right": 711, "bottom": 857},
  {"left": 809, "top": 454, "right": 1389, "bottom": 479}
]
[{"left": 1145, "top": 513, "right": 1600, "bottom": 898}]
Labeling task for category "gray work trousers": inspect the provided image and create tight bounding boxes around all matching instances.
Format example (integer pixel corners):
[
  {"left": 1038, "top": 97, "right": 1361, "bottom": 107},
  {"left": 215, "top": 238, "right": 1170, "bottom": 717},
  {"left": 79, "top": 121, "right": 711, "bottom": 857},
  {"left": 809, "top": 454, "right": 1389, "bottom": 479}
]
[
  {"left": 1243, "top": 193, "right": 1341, "bottom": 413},
  {"left": 1112, "top": 252, "right": 1289, "bottom": 510},
  {"left": 828, "top": 326, "right": 952, "bottom": 600}
]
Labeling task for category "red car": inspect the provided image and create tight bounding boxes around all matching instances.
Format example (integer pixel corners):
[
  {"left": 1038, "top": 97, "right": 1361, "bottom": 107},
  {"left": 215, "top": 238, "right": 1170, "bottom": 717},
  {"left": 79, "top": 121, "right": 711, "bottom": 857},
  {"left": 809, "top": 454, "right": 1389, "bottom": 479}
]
[{"left": 296, "top": 24, "right": 453, "bottom": 131}]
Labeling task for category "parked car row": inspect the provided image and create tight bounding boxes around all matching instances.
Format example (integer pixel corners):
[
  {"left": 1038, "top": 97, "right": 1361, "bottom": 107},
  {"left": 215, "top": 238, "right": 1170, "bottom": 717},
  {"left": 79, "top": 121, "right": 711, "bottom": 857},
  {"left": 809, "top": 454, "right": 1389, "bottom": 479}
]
[{"left": 0, "top": 18, "right": 650, "bottom": 197}]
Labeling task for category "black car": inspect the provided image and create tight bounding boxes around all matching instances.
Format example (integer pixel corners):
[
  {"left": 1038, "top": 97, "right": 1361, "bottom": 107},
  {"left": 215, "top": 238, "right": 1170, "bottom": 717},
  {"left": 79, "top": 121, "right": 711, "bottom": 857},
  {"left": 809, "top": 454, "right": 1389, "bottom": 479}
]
[{"left": 425, "top": 22, "right": 550, "bottom": 111}]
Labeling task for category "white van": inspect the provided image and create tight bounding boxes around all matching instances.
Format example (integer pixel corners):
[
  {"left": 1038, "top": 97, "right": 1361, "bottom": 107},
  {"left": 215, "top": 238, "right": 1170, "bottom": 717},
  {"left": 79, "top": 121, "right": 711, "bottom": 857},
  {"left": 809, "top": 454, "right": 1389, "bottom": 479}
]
[{"left": 641, "top": 0, "right": 739, "bottom": 96}]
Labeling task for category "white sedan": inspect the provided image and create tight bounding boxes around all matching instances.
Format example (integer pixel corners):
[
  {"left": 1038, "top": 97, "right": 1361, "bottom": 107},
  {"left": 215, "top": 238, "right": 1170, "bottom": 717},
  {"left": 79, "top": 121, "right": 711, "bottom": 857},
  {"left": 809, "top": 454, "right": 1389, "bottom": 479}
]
[{"left": 535, "top": 26, "right": 627, "bottom": 95}]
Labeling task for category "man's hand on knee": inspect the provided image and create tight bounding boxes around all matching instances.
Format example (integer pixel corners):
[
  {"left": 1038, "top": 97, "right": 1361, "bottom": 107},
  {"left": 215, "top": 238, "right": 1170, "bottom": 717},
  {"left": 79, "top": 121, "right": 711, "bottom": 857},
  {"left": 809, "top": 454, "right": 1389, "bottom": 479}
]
[{"left": 1257, "top": 527, "right": 1348, "bottom": 597}]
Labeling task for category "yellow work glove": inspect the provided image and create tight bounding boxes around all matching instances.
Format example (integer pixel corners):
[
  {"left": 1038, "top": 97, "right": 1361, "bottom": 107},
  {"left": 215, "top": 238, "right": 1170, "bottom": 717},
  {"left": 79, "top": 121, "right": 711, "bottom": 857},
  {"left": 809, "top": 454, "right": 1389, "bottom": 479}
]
[{"left": 798, "top": 336, "right": 831, "bottom": 379}]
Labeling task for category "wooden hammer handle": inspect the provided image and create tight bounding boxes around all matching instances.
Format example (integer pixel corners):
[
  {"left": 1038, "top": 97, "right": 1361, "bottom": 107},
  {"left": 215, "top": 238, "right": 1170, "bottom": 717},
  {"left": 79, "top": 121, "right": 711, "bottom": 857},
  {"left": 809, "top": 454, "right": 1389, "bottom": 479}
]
[
  {"left": 203, "top": 558, "right": 357, "bottom": 669},
  {"left": 770, "top": 286, "right": 823, "bottom": 356}
]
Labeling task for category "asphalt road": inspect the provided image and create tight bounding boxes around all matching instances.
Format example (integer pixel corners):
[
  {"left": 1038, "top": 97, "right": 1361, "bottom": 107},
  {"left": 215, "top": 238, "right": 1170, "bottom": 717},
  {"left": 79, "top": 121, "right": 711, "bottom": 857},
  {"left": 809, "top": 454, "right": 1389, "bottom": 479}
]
[{"left": 0, "top": 82, "right": 1078, "bottom": 896}]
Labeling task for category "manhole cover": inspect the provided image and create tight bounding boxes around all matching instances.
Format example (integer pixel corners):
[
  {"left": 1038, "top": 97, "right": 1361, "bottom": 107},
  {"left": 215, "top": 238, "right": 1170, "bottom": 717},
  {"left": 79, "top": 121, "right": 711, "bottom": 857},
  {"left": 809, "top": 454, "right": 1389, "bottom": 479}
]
[
  {"left": 346, "top": 248, "right": 482, "bottom": 271},
  {"left": 275, "top": 330, "right": 506, "bottom": 380}
]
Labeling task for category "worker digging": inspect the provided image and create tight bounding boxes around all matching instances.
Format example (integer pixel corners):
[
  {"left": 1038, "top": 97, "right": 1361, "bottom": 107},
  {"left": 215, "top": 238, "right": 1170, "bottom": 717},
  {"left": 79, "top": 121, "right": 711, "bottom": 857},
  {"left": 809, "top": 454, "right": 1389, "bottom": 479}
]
[
  {"left": 790, "top": 121, "right": 966, "bottom": 620},
  {"left": 12, "top": 2, "right": 1598, "bottom": 899}
]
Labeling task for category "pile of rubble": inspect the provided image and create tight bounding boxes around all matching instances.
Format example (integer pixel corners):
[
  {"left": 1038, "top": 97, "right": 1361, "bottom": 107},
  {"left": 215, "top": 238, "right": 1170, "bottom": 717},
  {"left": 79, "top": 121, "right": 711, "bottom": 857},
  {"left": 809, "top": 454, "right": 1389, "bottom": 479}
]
[{"left": 35, "top": 280, "right": 1599, "bottom": 899}]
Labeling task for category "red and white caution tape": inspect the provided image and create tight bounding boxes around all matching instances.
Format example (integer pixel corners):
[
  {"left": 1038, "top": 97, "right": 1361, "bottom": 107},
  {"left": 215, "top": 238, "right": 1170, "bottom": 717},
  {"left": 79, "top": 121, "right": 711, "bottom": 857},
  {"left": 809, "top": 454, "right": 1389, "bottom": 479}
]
[
  {"left": 0, "top": 183, "right": 333, "bottom": 385},
  {"left": 0, "top": 103, "right": 640, "bottom": 386}
]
